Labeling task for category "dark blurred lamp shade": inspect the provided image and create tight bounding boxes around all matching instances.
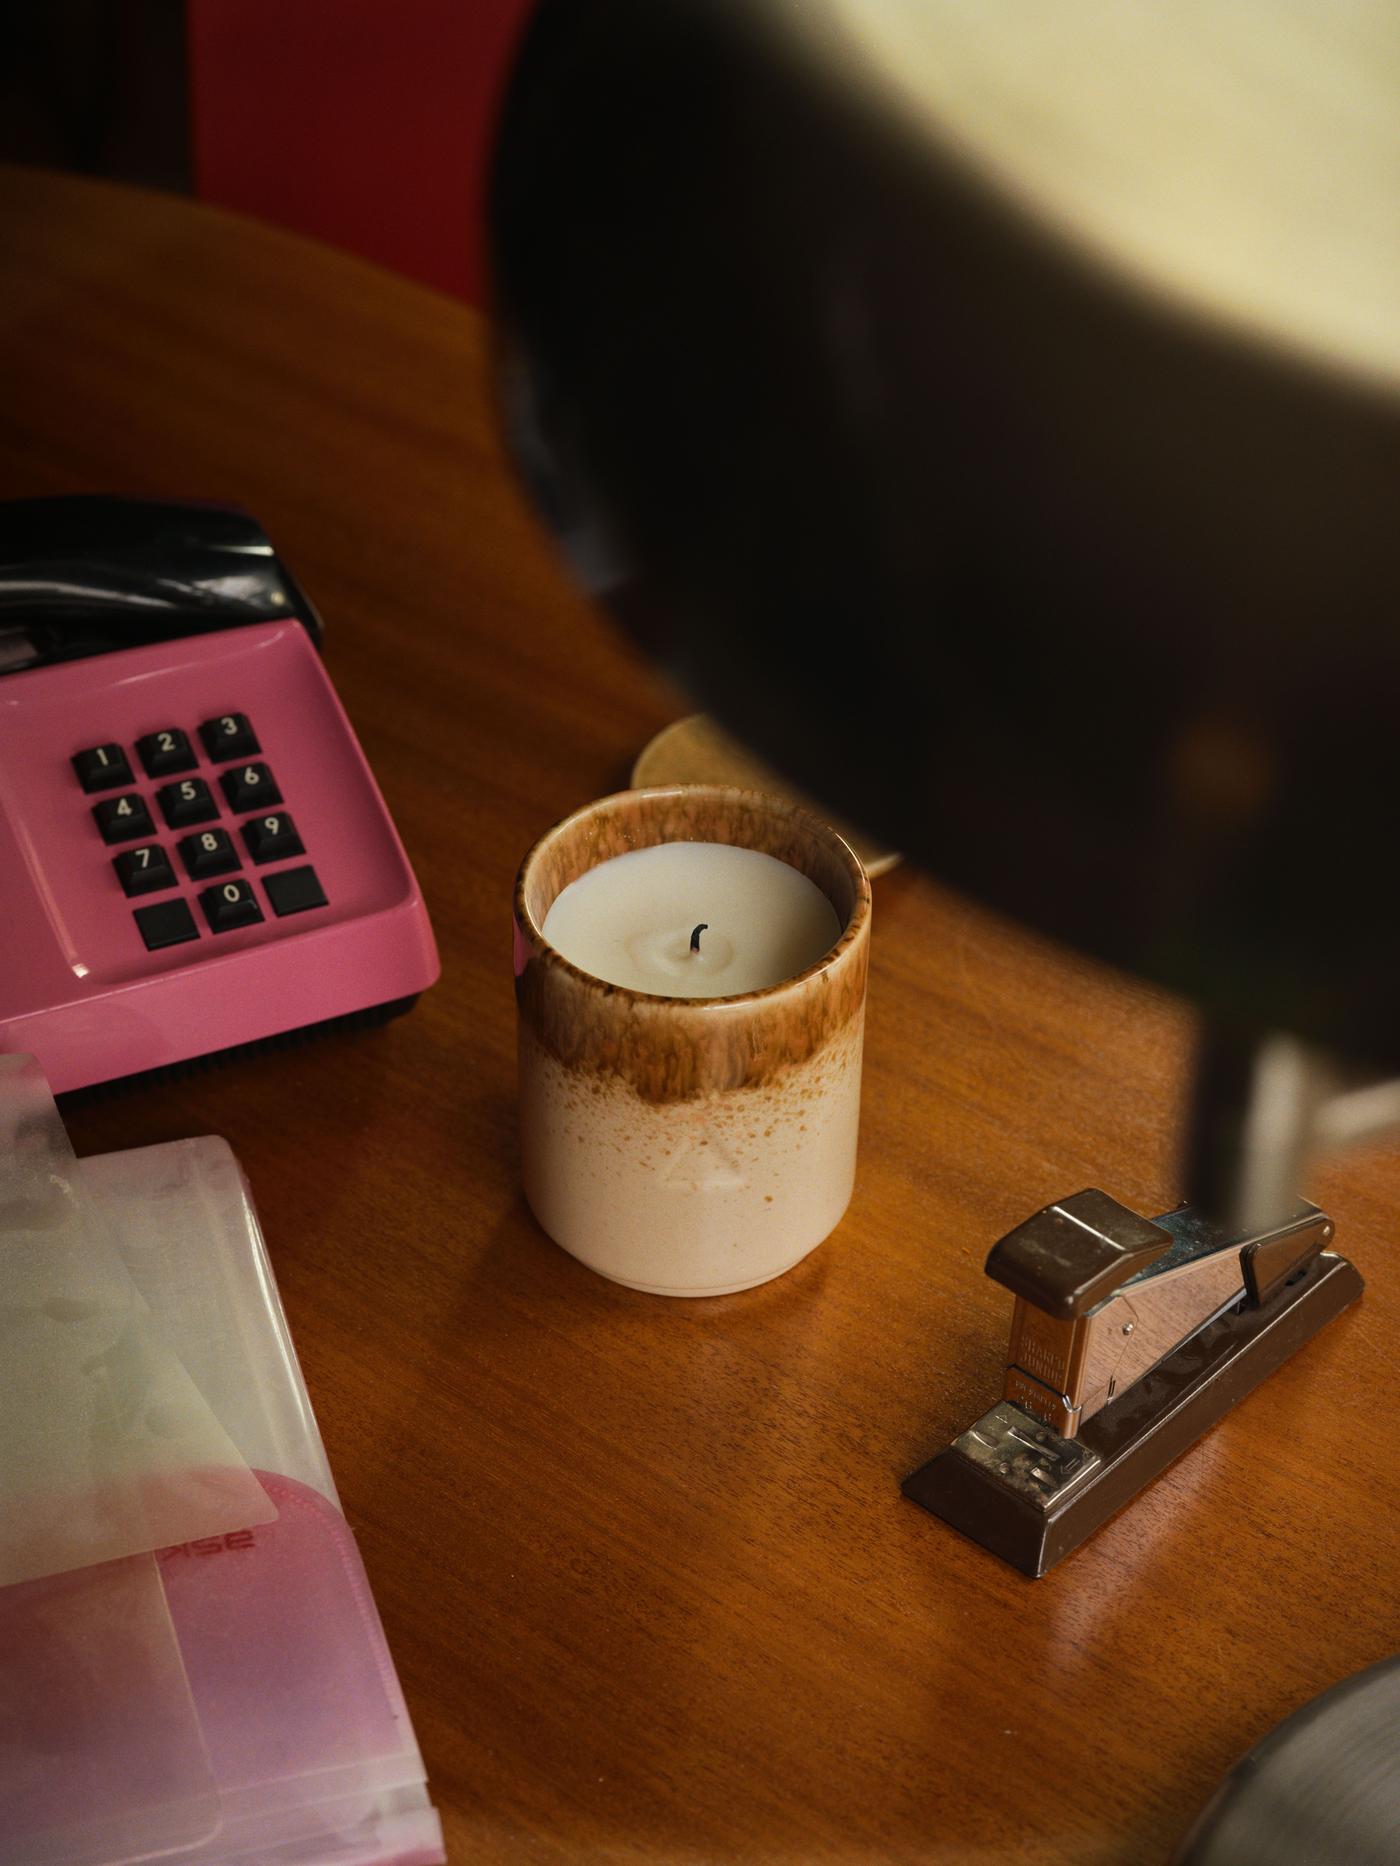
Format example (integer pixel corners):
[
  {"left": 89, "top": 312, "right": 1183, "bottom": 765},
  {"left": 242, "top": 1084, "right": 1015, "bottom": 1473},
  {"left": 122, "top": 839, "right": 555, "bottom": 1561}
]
[{"left": 488, "top": 0, "right": 1400, "bottom": 1068}]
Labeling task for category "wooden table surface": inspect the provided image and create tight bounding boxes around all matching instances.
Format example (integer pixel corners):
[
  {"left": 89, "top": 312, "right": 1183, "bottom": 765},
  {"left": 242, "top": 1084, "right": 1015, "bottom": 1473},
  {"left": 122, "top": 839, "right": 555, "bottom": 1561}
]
[{"left": 3, "top": 166, "right": 1397, "bottom": 1866}]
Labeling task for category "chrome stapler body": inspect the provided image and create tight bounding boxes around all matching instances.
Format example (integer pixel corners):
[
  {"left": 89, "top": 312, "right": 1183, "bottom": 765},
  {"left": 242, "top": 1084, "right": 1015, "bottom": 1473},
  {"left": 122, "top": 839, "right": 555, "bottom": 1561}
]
[{"left": 903, "top": 1190, "right": 1363, "bottom": 1576}]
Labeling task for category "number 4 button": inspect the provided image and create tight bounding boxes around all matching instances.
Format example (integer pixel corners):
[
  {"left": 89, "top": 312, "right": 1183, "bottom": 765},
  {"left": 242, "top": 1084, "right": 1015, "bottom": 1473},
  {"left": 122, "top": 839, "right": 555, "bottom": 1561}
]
[{"left": 220, "top": 762, "right": 281, "bottom": 812}]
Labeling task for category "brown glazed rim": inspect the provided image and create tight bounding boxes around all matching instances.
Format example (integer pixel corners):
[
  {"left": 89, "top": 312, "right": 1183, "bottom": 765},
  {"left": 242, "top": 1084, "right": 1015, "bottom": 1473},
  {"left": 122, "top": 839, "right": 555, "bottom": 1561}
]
[{"left": 514, "top": 785, "right": 872, "bottom": 1007}]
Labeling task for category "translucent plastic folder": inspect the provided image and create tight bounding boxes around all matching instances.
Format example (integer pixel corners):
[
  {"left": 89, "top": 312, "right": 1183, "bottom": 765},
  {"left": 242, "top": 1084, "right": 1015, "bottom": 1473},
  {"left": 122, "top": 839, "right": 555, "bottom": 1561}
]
[{"left": 0, "top": 1071, "right": 444, "bottom": 1866}]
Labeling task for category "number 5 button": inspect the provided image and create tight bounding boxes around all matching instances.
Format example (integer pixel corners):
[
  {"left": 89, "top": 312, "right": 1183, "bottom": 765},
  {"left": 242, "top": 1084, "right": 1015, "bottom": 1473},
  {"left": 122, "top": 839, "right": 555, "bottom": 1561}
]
[
  {"left": 157, "top": 776, "right": 219, "bottom": 827},
  {"left": 220, "top": 762, "right": 281, "bottom": 812},
  {"left": 199, "top": 877, "right": 263, "bottom": 932},
  {"left": 241, "top": 810, "right": 304, "bottom": 863}
]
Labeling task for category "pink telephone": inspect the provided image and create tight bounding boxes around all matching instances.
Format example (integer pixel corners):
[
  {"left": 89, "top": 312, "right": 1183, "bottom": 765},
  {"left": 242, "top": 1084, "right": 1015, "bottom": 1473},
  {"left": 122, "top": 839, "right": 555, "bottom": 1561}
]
[{"left": 0, "top": 497, "right": 439, "bottom": 1092}]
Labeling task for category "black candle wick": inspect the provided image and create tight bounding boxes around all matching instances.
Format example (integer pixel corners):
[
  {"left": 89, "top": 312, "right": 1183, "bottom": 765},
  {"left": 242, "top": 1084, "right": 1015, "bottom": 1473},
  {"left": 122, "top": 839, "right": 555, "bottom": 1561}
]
[{"left": 690, "top": 923, "right": 709, "bottom": 953}]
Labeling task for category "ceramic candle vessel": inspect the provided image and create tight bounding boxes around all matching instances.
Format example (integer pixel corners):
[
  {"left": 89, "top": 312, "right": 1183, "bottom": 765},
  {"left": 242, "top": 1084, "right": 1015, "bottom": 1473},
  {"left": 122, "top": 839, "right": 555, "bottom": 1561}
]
[{"left": 514, "top": 786, "right": 872, "bottom": 1296}]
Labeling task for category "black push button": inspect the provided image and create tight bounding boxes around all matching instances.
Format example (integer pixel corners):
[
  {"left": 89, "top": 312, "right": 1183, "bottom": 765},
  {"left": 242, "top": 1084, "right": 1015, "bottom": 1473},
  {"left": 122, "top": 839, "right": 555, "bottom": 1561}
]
[
  {"left": 157, "top": 775, "right": 219, "bottom": 828},
  {"left": 114, "top": 843, "right": 176, "bottom": 896},
  {"left": 134, "top": 897, "right": 199, "bottom": 951},
  {"left": 263, "top": 865, "right": 328, "bottom": 918},
  {"left": 93, "top": 793, "right": 155, "bottom": 843},
  {"left": 199, "top": 877, "right": 264, "bottom": 933},
  {"left": 178, "top": 826, "right": 241, "bottom": 879},
  {"left": 241, "top": 810, "right": 304, "bottom": 864},
  {"left": 199, "top": 712, "right": 260, "bottom": 761},
  {"left": 220, "top": 762, "right": 281, "bottom": 813},
  {"left": 73, "top": 744, "right": 133, "bottom": 792},
  {"left": 136, "top": 728, "right": 197, "bottom": 777}
]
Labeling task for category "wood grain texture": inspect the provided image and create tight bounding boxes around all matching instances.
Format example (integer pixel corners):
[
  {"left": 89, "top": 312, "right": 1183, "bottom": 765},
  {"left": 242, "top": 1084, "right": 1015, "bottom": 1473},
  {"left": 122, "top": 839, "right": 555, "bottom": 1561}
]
[{"left": 1, "top": 167, "right": 1395, "bottom": 1864}]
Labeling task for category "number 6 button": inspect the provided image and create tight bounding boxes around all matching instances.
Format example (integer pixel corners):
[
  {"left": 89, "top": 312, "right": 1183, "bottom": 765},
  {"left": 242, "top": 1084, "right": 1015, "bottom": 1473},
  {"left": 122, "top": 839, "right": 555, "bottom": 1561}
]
[
  {"left": 241, "top": 811, "right": 304, "bottom": 863},
  {"left": 220, "top": 762, "right": 281, "bottom": 812},
  {"left": 199, "top": 877, "right": 263, "bottom": 932}
]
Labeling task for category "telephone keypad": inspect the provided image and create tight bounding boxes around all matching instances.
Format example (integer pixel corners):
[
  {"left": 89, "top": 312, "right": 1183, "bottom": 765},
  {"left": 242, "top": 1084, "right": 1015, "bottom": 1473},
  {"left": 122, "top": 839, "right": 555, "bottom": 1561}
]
[
  {"left": 178, "top": 827, "right": 241, "bottom": 880},
  {"left": 199, "top": 877, "right": 264, "bottom": 933},
  {"left": 72, "top": 709, "right": 329, "bottom": 946},
  {"left": 220, "top": 762, "right": 281, "bottom": 813},
  {"left": 157, "top": 776, "right": 219, "bottom": 828},
  {"left": 94, "top": 793, "right": 155, "bottom": 843},
  {"left": 134, "top": 898, "right": 200, "bottom": 952},
  {"left": 137, "top": 727, "right": 197, "bottom": 777},
  {"left": 114, "top": 843, "right": 177, "bottom": 896},
  {"left": 199, "top": 712, "right": 259, "bottom": 760},
  {"left": 73, "top": 744, "right": 133, "bottom": 792}
]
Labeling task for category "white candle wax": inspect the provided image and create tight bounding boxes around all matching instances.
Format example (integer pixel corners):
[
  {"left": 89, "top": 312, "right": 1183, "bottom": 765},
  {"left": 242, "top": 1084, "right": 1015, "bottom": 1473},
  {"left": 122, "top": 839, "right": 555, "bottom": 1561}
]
[{"left": 540, "top": 842, "right": 841, "bottom": 996}]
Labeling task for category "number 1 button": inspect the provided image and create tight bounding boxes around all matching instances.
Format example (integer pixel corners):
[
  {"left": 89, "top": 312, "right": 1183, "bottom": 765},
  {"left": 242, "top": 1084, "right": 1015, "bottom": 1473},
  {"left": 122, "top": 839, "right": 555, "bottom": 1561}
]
[
  {"left": 220, "top": 762, "right": 281, "bottom": 812},
  {"left": 199, "top": 878, "right": 263, "bottom": 932}
]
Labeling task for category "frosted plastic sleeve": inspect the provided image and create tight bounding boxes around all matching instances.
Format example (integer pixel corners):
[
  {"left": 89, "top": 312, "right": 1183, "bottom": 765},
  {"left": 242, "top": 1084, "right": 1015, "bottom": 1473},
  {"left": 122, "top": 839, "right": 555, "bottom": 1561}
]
[{"left": 0, "top": 1055, "right": 275, "bottom": 1586}]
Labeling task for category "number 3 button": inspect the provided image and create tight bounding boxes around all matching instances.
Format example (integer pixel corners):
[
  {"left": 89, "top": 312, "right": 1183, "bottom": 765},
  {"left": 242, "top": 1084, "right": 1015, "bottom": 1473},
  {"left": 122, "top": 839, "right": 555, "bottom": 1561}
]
[
  {"left": 220, "top": 762, "right": 281, "bottom": 812},
  {"left": 199, "top": 877, "right": 264, "bottom": 932}
]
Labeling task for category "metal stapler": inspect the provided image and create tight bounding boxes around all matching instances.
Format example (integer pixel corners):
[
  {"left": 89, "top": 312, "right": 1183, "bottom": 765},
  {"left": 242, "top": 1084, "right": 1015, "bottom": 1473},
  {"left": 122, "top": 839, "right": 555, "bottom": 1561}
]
[{"left": 902, "top": 1189, "right": 1363, "bottom": 1575}]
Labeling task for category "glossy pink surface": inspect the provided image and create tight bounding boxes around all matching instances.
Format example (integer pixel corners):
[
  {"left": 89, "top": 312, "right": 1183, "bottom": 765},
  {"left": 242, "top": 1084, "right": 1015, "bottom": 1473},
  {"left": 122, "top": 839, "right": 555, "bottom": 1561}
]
[{"left": 0, "top": 622, "right": 439, "bottom": 1090}]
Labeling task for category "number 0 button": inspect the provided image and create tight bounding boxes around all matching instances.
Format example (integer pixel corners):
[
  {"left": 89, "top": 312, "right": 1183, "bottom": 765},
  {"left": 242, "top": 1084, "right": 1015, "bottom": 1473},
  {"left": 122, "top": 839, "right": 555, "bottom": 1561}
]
[
  {"left": 220, "top": 762, "right": 281, "bottom": 812},
  {"left": 199, "top": 877, "right": 264, "bottom": 933}
]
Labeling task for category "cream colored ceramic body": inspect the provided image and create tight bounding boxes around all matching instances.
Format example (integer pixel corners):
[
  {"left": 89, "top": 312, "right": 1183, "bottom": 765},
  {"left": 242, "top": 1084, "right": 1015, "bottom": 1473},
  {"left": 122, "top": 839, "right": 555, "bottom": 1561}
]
[{"left": 514, "top": 788, "right": 871, "bottom": 1296}]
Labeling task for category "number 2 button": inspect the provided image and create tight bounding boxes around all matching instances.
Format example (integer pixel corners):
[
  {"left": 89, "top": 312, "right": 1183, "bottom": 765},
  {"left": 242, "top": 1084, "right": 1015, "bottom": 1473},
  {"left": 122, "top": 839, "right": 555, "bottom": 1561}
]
[
  {"left": 220, "top": 762, "right": 281, "bottom": 812},
  {"left": 199, "top": 877, "right": 263, "bottom": 932}
]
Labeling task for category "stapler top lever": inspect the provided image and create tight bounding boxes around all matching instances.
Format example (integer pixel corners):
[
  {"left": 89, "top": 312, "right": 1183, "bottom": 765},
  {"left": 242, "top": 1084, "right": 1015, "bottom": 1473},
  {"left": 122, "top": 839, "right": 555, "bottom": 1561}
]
[
  {"left": 988, "top": 1189, "right": 1335, "bottom": 1439},
  {"left": 903, "top": 1188, "right": 1361, "bottom": 1576}
]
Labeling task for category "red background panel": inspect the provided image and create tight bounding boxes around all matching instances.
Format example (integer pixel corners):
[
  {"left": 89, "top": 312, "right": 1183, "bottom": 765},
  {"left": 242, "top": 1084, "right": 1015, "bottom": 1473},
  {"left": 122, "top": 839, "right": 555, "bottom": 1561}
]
[{"left": 189, "top": 0, "right": 534, "bottom": 304}]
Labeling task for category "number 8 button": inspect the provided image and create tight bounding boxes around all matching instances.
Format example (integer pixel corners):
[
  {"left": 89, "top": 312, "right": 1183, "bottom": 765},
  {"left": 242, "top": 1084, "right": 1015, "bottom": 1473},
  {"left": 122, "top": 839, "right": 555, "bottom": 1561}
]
[
  {"left": 178, "top": 826, "right": 241, "bottom": 879},
  {"left": 220, "top": 762, "right": 282, "bottom": 812}
]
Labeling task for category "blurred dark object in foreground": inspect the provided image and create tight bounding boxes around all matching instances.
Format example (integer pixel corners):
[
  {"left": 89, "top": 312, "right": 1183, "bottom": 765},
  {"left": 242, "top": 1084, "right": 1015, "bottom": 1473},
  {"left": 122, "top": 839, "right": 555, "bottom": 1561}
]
[
  {"left": 0, "top": 1, "right": 188, "bottom": 191},
  {"left": 1172, "top": 1657, "right": 1400, "bottom": 1866},
  {"left": 489, "top": 0, "right": 1400, "bottom": 1089}
]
